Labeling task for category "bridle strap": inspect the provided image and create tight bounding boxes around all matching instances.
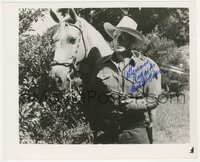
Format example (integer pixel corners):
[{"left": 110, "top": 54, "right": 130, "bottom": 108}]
[
  {"left": 51, "top": 21, "right": 87, "bottom": 69},
  {"left": 69, "top": 23, "right": 87, "bottom": 59},
  {"left": 50, "top": 60, "right": 74, "bottom": 68}
]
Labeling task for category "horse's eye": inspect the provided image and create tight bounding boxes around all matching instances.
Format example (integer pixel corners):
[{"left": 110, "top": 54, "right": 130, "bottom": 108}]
[{"left": 69, "top": 38, "right": 76, "bottom": 44}]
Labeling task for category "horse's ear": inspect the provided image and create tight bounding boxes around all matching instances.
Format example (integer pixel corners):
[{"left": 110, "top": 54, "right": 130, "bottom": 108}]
[
  {"left": 68, "top": 8, "right": 77, "bottom": 23},
  {"left": 50, "top": 9, "right": 60, "bottom": 23}
]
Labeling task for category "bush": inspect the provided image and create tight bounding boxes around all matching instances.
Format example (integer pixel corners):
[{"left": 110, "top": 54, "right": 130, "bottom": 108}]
[
  {"left": 19, "top": 10, "right": 93, "bottom": 143},
  {"left": 141, "top": 31, "right": 189, "bottom": 91},
  {"left": 19, "top": 101, "right": 93, "bottom": 144}
]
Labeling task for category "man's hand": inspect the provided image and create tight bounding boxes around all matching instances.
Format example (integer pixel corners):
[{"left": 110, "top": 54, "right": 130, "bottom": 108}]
[{"left": 120, "top": 98, "right": 158, "bottom": 112}]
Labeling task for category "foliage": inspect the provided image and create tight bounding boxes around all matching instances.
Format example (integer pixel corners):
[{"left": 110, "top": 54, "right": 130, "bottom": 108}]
[
  {"left": 19, "top": 101, "right": 93, "bottom": 144},
  {"left": 19, "top": 8, "right": 47, "bottom": 35},
  {"left": 141, "top": 30, "right": 177, "bottom": 64},
  {"left": 76, "top": 8, "right": 189, "bottom": 46},
  {"left": 157, "top": 8, "right": 189, "bottom": 47},
  {"left": 140, "top": 31, "right": 189, "bottom": 91},
  {"left": 19, "top": 9, "right": 93, "bottom": 144}
]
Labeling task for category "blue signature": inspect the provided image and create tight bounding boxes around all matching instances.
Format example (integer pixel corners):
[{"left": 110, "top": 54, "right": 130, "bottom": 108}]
[{"left": 126, "top": 60, "right": 161, "bottom": 94}]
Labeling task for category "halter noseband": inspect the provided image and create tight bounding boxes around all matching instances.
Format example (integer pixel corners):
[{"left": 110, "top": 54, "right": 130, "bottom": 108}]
[{"left": 50, "top": 21, "right": 87, "bottom": 69}]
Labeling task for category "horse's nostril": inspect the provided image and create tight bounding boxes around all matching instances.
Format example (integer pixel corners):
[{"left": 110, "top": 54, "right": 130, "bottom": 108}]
[{"left": 56, "top": 76, "right": 62, "bottom": 86}]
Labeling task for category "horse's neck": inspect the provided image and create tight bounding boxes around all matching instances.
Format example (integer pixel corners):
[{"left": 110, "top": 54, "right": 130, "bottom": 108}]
[
  {"left": 80, "top": 18, "right": 113, "bottom": 58},
  {"left": 78, "top": 18, "right": 113, "bottom": 89}
]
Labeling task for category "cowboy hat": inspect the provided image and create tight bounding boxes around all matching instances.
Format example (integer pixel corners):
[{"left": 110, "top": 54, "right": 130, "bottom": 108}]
[{"left": 104, "top": 16, "right": 145, "bottom": 47}]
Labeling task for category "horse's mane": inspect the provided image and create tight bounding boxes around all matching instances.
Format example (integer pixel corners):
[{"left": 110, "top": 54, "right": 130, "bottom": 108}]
[{"left": 79, "top": 17, "right": 113, "bottom": 57}]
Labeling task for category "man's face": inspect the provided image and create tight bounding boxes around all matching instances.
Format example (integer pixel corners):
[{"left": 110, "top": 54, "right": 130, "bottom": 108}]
[{"left": 112, "top": 30, "right": 133, "bottom": 52}]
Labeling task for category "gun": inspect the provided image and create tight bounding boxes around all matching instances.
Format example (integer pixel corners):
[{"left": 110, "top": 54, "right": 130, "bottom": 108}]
[{"left": 108, "top": 89, "right": 143, "bottom": 100}]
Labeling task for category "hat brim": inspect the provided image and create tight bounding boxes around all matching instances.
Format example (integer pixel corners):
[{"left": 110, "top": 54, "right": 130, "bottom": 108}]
[{"left": 104, "top": 22, "right": 145, "bottom": 47}]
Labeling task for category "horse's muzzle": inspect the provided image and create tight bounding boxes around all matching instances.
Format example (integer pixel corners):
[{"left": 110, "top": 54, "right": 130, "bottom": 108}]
[{"left": 50, "top": 66, "right": 71, "bottom": 91}]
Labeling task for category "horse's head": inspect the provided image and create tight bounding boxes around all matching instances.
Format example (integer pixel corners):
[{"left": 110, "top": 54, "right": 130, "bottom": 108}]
[{"left": 49, "top": 8, "right": 87, "bottom": 91}]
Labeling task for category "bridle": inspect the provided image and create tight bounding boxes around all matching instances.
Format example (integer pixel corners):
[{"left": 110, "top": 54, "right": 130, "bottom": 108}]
[{"left": 50, "top": 21, "right": 87, "bottom": 71}]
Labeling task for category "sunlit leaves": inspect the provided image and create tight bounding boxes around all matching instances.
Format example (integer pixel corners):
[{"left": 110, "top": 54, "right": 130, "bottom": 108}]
[{"left": 19, "top": 9, "right": 92, "bottom": 144}]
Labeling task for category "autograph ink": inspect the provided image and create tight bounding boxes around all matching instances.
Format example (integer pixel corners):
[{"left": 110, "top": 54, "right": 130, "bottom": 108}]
[{"left": 126, "top": 59, "right": 161, "bottom": 94}]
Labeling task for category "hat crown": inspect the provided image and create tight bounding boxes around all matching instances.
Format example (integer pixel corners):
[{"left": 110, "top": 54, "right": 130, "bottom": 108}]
[
  {"left": 116, "top": 16, "right": 138, "bottom": 30},
  {"left": 103, "top": 16, "right": 145, "bottom": 47}
]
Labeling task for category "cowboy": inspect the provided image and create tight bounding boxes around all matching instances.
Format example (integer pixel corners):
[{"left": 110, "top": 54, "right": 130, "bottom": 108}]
[{"left": 89, "top": 16, "right": 161, "bottom": 144}]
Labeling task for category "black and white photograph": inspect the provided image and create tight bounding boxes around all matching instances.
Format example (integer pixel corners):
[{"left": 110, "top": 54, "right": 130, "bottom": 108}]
[{"left": 2, "top": 1, "right": 198, "bottom": 160}]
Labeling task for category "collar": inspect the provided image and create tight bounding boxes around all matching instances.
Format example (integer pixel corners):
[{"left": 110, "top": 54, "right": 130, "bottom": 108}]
[{"left": 102, "top": 50, "right": 142, "bottom": 69}]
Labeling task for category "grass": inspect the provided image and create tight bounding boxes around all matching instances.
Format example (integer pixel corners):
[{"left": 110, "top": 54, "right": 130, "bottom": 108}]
[{"left": 153, "top": 91, "right": 189, "bottom": 143}]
